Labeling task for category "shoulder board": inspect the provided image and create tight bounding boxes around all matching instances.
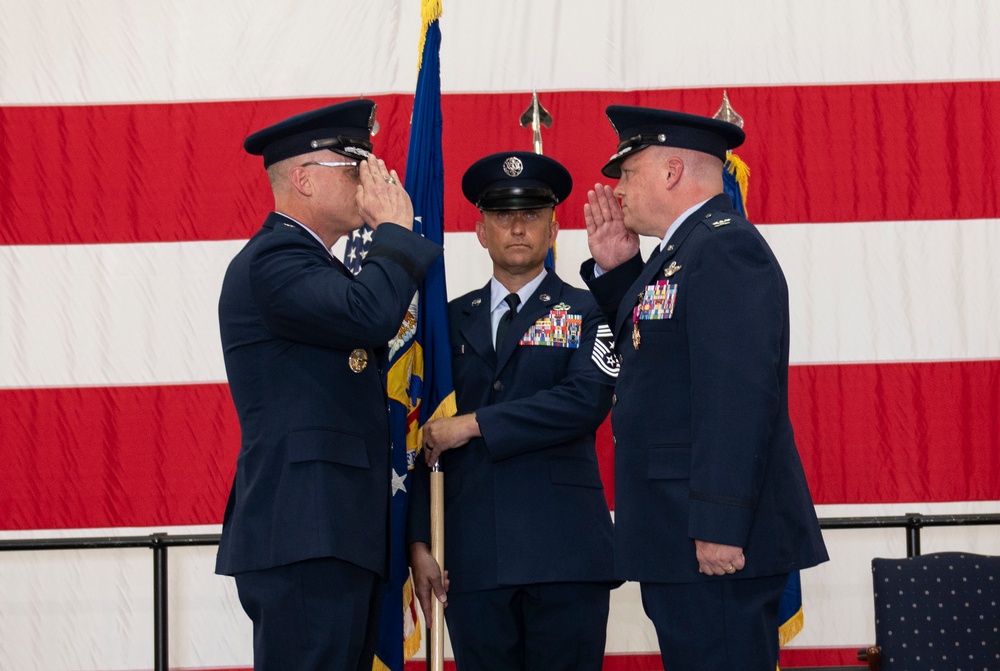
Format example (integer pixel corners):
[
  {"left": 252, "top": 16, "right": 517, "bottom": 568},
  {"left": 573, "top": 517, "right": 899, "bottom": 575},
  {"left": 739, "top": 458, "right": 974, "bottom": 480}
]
[
  {"left": 273, "top": 221, "right": 301, "bottom": 234},
  {"left": 698, "top": 211, "right": 740, "bottom": 231}
]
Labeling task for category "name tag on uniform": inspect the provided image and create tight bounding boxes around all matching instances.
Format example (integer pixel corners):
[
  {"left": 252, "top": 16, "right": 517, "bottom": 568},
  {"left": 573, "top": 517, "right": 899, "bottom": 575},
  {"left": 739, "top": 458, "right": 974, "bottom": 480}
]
[
  {"left": 636, "top": 280, "right": 678, "bottom": 320},
  {"left": 519, "top": 309, "right": 582, "bottom": 347}
]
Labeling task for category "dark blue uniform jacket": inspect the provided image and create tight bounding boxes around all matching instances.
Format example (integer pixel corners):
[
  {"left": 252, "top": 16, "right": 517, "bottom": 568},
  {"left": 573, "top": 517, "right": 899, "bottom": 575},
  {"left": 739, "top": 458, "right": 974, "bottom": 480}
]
[
  {"left": 216, "top": 213, "right": 441, "bottom": 578},
  {"left": 409, "top": 273, "right": 617, "bottom": 592},
  {"left": 583, "top": 194, "right": 828, "bottom": 583}
]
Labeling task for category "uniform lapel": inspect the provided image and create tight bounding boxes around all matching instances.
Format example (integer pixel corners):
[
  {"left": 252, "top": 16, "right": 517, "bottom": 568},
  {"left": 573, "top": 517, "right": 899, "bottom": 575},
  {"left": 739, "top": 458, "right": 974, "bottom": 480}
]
[
  {"left": 614, "top": 244, "right": 672, "bottom": 338},
  {"left": 266, "top": 212, "right": 350, "bottom": 275},
  {"left": 459, "top": 283, "right": 496, "bottom": 365},
  {"left": 612, "top": 201, "right": 714, "bottom": 339}
]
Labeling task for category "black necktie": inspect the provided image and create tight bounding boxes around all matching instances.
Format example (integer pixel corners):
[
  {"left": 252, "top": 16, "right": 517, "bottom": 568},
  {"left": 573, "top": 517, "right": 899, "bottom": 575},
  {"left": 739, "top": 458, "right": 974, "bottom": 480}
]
[{"left": 495, "top": 293, "right": 521, "bottom": 349}]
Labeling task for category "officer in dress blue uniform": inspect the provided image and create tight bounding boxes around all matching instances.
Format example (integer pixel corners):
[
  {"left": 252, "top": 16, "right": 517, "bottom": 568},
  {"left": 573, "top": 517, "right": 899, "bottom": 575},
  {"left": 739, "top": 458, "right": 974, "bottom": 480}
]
[
  {"left": 581, "top": 106, "right": 829, "bottom": 670},
  {"left": 408, "top": 152, "right": 619, "bottom": 671},
  {"left": 215, "top": 99, "right": 442, "bottom": 671}
]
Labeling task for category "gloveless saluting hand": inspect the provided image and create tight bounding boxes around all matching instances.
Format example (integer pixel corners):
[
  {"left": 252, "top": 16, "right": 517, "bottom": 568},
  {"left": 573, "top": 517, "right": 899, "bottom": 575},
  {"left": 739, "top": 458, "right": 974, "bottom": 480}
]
[
  {"left": 584, "top": 183, "right": 639, "bottom": 272},
  {"left": 356, "top": 155, "right": 413, "bottom": 231}
]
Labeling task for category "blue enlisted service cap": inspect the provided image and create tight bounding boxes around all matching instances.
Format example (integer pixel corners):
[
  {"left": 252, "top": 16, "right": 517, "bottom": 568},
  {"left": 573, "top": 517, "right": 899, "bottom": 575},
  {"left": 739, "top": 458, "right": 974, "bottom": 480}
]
[
  {"left": 462, "top": 151, "right": 572, "bottom": 211},
  {"left": 244, "top": 99, "right": 377, "bottom": 168},
  {"left": 601, "top": 105, "right": 745, "bottom": 178}
]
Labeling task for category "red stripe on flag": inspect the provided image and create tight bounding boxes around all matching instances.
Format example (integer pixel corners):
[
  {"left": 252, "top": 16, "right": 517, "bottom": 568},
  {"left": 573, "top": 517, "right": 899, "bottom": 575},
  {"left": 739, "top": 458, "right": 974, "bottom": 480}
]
[
  {"left": 0, "top": 384, "right": 238, "bottom": 530},
  {"left": 780, "top": 646, "right": 869, "bottom": 667},
  {"left": 0, "top": 95, "right": 415, "bottom": 246},
  {"left": 3, "top": 81, "right": 999, "bottom": 245},
  {"left": 595, "top": 359, "right": 1000, "bottom": 511},
  {"left": 2, "top": 360, "right": 996, "bottom": 530},
  {"left": 789, "top": 359, "right": 1000, "bottom": 505}
]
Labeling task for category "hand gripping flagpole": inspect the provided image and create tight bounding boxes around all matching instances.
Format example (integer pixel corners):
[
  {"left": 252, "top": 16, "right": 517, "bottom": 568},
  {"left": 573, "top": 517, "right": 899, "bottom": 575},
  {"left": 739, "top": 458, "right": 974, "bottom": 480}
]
[
  {"left": 430, "top": 459, "right": 444, "bottom": 671},
  {"left": 519, "top": 91, "right": 556, "bottom": 269}
]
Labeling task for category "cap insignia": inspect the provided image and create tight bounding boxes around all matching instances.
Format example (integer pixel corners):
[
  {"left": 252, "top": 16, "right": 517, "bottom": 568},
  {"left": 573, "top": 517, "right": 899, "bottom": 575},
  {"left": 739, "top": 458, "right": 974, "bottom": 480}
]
[
  {"left": 368, "top": 104, "right": 378, "bottom": 132},
  {"left": 502, "top": 156, "right": 524, "bottom": 177},
  {"left": 342, "top": 146, "right": 371, "bottom": 158},
  {"left": 608, "top": 145, "right": 634, "bottom": 163}
]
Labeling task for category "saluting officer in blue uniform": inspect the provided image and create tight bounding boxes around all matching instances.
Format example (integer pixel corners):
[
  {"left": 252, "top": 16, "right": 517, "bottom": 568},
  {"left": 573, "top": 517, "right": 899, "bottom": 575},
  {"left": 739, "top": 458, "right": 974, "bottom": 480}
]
[
  {"left": 408, "top": 152, "right": 619, "bottom": 671},
  {"left": 215, "top": 99, "right": 442, "bottom": 671},
  {"left": 581, "top": 106, "right": 829, "bottom": 670}
]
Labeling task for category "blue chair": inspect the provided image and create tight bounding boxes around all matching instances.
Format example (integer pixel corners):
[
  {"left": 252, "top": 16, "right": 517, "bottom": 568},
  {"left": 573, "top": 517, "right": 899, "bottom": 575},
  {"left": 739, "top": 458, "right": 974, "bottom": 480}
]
[{"left": 863, "top": 552, "right": 1000, "bottom": 670}]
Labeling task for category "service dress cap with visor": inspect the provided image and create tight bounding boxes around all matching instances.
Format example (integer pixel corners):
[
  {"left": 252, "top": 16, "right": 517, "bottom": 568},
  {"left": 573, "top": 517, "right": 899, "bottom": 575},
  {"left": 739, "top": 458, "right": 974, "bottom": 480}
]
[
  {"left": 462, "top": 151, "right": 572, "bottom": 211},
  {"left": 601, "top": 105, "right": 745, "bottom": 178},
  {"left": 244, "top": 99, "right": 377, "bottom": 168}
]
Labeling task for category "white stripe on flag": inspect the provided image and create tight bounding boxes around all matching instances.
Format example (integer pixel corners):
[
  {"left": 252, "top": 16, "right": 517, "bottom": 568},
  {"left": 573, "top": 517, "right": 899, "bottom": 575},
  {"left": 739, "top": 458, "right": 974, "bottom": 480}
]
[{"left": 3, "top": 221, "right": 999, "bottom": 388}]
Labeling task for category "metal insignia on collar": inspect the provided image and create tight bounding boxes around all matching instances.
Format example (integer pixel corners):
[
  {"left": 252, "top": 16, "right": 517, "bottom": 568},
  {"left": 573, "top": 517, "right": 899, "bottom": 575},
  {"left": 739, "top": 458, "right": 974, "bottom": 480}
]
[
  {"left": 471, "top": 298, "right": 482, "bottom": 306},
  {"left": 538, "top": 294, "right": 551, "bottom": 302},
  {"left": 666, "top": 244, "right": 675, "bottom": 252},
  {"left": 502, "top": 156, "right": 524, "bottom": 177},
  {"left": 664, "top": 261, "right": 682, "bottom": 278},
  {"left": 552, "top": 302, "right": 571, "bottom": 310},
  {"left": 712, "top": 218, "right": 732, "bottom": 228}
]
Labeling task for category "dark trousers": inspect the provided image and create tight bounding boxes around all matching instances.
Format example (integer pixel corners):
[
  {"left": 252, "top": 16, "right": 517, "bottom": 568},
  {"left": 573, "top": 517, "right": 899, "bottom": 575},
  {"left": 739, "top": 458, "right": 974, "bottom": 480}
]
[
  {"left": 235, "top": 557, "right": 383, "bottom": 671},
  {"left": 445, "top": 582, "right": 612, "bottom": 671},
  {"left": 640, "top": 574, "right": 788, "bottom": 671}
]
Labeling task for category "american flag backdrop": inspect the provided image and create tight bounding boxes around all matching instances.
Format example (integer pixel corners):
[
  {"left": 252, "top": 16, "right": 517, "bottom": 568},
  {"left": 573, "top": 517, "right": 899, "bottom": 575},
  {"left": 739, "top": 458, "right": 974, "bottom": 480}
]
[{"left": 1, "top": 1, "right": 999, "bottom": 669}]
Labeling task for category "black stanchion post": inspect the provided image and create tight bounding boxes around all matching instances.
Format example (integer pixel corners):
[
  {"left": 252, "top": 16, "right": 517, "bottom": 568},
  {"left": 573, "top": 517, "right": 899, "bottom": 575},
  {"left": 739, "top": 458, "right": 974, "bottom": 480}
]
[
  {"left": 905, "top": 512, "right": 922, "bottom": 558},
  {"left": 152, "top": 533, "right": 168, "bottom": 671}
]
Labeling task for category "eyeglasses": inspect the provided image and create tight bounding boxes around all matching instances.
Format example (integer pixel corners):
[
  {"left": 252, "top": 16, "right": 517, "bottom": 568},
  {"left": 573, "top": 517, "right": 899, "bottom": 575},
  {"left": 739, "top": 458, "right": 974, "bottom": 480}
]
[
  {"left": 299, "top": 161, "right": 361, "bottom": 179},
  {"left": 299, "top": 161, "right": 359, "bottom": 176}
]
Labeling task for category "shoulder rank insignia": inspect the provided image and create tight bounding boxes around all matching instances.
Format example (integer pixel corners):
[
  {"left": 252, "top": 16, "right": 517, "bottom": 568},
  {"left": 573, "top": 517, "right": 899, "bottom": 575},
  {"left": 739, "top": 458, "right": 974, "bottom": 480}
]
[
  {"left": 664, "top": 261, "right": 682, "bottom": 278},
  {"left": 712, "top": 218, "right": 731, "bottom": 228},
  {"left": 552, "top": 302, "right": 571, "bottom": 310}
]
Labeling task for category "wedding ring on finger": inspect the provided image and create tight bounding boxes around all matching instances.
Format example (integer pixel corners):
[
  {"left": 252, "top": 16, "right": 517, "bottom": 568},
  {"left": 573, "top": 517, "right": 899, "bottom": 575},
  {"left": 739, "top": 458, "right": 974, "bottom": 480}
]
[
  {"left": 726, "top": 565, "right": 736, "bottom": 573},
  {"left": 384, "top": 176, "right": 396, "bottom": 185}
]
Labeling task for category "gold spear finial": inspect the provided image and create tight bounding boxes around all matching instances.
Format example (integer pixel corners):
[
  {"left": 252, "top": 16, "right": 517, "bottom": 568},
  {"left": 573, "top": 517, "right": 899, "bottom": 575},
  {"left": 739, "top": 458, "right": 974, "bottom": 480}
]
[
  {"left": 519, "top": 90, "right": 553, "bottom": 155},
  {"left": 713, "top": 90, "right": 744, "bottom": 129}
]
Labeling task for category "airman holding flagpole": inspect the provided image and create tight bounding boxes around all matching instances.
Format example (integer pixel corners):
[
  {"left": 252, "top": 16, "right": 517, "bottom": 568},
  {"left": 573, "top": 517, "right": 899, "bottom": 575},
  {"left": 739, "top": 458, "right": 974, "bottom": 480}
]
[{"left": 408, "top": 96, "right": 619, "bottom": 671}]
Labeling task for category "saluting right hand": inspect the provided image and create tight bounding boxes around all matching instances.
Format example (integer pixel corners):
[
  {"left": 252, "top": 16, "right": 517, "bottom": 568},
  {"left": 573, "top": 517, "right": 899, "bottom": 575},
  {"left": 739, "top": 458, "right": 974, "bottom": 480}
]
[
  {"left": 584, "top": 183, "right": 639, "bottom": 272},
  {"left": 356, "top": 155, "right": 414, "bottom": 231}
]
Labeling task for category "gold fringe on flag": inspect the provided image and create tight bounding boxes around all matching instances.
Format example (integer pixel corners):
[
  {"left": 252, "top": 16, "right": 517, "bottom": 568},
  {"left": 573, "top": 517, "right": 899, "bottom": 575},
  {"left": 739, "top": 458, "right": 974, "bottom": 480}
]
[
  {"left": 417, "top": 0, "right": 443, "bottom": 71},
  {"left": 402, "top": 576, "right": 422, "bottom": 659},
  {"left": 724, "top": 151, "right": 751, "bottom": 216},
  {"left": 777, "top": 605, "right": 804, "bottom": 647}
]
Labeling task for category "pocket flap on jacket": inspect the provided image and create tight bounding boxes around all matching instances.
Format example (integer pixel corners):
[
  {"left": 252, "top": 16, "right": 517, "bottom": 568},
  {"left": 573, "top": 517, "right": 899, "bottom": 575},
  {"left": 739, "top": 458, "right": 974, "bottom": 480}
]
[
  {"left": 647, "top": 446, "right": 691, "bottom": 480},
  {"left": 286, "top": 429, "right": 370, "bottom": 469}
]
